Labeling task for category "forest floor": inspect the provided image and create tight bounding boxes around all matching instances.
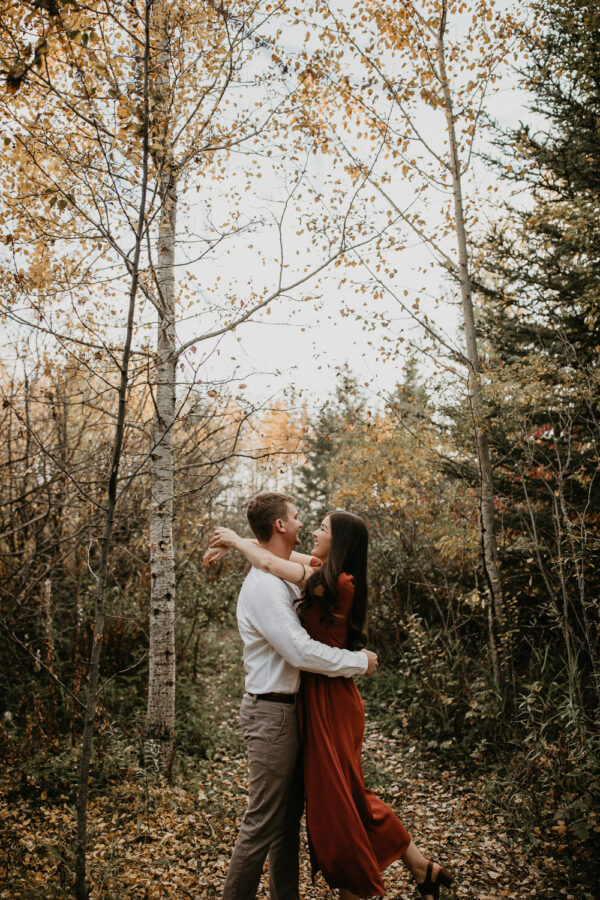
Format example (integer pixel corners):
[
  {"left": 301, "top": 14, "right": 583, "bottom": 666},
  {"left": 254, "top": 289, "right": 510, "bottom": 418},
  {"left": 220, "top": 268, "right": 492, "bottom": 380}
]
[{"left": 0, "top": 626, "right": 596, "bottom": 899}]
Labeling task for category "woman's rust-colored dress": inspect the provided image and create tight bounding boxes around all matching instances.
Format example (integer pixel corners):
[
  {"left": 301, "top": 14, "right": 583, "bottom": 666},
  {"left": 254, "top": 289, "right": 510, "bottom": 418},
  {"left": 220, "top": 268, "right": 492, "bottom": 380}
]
[{"left": 297, "top": 572, "right": 411, "bottom": 897}]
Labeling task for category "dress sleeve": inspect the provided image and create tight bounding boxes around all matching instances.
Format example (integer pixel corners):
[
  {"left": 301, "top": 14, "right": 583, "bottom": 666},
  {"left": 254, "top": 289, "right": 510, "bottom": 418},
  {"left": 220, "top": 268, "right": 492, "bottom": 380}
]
[
  {"left": 335, "top": 572, "right": 356, "bottom": 619},
  {"left": 251, "top": 574, "right": 367, "bottom": 677}
]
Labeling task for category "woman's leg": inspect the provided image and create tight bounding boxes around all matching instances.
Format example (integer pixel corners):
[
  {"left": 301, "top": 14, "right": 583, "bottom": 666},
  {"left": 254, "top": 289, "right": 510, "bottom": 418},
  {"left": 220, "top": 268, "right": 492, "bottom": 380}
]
[
  {"left": 338, "top": 844, "right": 447, "bottom": 900},
  {"left": 402, "top": 839, "right": 433, "bottom": 879},
  {"left": 401, "top": 840, "right": 443, "bottom": 898}
]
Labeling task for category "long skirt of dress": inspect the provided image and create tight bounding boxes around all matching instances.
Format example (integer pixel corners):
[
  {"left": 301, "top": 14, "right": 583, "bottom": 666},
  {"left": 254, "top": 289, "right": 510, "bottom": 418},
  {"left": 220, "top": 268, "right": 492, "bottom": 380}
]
[{"left": 297, "top": 576, "right": 411, "bottom": 896}]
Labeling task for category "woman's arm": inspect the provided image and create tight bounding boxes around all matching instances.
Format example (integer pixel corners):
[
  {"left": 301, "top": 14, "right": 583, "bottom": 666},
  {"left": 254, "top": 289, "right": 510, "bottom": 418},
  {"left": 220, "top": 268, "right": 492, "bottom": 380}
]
[
  {"left": 209, "top": 527, "right": 313, "bottom": 587},
  {"left": 203, "top": 538, "right": 319, "bottom": 576},
  {"left": 203, "top": 536, "right": 262, "bottom": 568},
  {"left": 290, "top": 549, "right": 320, "bottom": 567}
]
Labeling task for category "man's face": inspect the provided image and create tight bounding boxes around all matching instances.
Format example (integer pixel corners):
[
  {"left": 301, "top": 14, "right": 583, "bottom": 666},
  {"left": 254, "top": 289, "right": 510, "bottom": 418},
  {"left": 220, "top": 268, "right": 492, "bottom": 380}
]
[{"left": 278, "top": 502, "right": 303, "bottom": 547}]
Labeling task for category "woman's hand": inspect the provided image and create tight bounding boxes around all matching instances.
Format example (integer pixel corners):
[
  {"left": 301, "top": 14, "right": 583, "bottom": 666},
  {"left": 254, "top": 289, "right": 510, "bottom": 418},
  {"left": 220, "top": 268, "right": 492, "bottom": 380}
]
[
  {"left": 203, "top": 545, "right": 228, "bottom": 568},
  {"left": 206, "top": 531, "right": 310, "bottom": 586},
  {"left": 209, "top": 527, "right": 242, "bottom": 549}
]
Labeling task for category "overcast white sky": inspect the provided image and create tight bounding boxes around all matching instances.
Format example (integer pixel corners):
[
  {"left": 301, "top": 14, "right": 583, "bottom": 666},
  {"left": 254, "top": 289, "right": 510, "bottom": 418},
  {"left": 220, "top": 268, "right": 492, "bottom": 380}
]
[
  {"left": 2, "top": 0, "right": 532, "bottom": 417},
  {"left": 167, "top": 0, "right": 531, "bottom": 414}
]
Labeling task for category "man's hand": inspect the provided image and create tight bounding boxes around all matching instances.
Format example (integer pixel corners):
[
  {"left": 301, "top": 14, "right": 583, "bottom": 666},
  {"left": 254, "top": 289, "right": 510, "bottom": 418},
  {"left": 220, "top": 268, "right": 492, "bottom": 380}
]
[
  {"left": 202, "top": 545, "right": 228, "bottom": 568},
  {"left": 360, "top": 649, "right": 378, "bottom": 676}
]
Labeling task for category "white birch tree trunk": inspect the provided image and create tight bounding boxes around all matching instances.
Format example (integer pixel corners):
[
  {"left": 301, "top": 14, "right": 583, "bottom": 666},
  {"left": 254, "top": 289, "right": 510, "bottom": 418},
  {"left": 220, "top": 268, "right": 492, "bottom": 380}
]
[{"left": 144, "top": 166, "right": 178, "bottom": 773}]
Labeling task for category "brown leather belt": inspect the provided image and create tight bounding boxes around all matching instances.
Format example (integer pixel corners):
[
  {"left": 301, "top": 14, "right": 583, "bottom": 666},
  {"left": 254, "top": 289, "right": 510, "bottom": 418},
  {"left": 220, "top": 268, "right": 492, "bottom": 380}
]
[{"left": 249, "top": 692, "right": 296, "bottom": 704}]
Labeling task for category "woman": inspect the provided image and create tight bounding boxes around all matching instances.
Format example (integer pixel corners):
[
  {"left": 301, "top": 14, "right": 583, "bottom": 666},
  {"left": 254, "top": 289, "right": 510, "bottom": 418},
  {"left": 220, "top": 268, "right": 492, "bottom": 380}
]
[{"left": 206, "top": 511, "right": 453, "bottom": 900}]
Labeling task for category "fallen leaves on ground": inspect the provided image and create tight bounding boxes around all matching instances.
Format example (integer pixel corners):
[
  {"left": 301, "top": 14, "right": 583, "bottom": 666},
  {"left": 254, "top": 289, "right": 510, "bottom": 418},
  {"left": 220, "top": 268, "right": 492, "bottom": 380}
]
[{"left": 0, "top": 630, "right": 596, "bottom": 898}]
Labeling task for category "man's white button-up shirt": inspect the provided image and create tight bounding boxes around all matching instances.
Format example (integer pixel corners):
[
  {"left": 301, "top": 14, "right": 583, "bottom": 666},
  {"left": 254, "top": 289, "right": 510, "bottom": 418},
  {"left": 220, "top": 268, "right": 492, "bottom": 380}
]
[{"left": 237, "top": 567, "right": 368, "bottom": 695}]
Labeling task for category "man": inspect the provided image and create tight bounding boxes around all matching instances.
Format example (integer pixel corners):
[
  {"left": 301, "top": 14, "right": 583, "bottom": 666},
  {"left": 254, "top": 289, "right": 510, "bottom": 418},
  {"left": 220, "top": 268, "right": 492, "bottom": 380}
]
[{"left": 204, "top": 492, "right": 377, "bottom": 900}]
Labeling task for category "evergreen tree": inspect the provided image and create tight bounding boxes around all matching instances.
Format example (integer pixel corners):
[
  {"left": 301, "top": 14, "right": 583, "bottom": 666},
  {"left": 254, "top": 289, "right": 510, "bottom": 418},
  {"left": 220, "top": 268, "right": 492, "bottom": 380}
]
[
  {"left": 476, "top": 0, "right": 600, "bottom": 715},
  {"left": 296, "top": 372, "right": 366, "bottom": 524},
  {"left": 386, "top": 356, "right": 430, "bottom": 425}
]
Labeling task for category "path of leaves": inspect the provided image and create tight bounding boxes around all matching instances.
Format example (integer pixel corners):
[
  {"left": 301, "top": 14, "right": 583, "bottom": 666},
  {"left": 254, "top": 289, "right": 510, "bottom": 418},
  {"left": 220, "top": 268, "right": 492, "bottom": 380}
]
[{"left": 0, "top": 629, "right": 595, "bottom": 898}]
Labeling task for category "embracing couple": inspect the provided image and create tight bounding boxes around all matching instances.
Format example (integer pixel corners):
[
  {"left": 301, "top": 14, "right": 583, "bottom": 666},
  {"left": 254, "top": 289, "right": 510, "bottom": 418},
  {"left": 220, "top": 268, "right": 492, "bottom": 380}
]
[{"left": 203, "top": 492, "right": 452, "bottom": 900}]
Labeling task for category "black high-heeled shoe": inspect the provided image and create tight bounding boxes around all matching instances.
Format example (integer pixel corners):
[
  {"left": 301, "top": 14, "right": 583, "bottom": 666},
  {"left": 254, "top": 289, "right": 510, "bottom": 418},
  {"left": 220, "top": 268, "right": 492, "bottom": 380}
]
[{"left": 416, "top": 860, "right": 453, "bottom": 899}]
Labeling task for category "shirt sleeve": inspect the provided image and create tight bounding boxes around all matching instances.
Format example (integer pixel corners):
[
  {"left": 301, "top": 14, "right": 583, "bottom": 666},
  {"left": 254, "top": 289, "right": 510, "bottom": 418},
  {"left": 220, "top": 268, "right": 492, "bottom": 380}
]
[{"left": 250, "top": 574, "right": 368, "bottom": 677}]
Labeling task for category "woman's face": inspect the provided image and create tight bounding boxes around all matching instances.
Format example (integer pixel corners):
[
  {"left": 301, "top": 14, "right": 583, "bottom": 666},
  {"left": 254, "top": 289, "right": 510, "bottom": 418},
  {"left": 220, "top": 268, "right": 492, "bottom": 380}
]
[{"left": 312, "top": 515, "right": 332, "bottom": 561}]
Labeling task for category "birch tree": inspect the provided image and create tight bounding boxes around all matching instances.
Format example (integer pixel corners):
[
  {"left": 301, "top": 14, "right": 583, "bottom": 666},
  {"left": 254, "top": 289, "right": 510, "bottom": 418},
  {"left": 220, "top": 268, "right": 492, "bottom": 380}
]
[
  {"left": 2, "top": 0, "right": 391, "bottom": 775},
  {"left": 133, "top": 0, "right": 396, "bottom": 770}
]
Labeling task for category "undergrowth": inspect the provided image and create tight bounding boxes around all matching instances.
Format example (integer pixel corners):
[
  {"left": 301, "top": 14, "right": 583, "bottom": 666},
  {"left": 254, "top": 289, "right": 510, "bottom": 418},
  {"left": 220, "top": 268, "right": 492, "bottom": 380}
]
[{"left": 360, "top": 626, "right": 600, "bottom": 889}]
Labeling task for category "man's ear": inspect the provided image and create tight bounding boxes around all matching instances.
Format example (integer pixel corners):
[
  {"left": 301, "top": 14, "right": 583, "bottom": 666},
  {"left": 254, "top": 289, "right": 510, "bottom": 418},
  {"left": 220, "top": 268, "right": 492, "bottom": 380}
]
[{"left": 274, "top": 518, "right": 285, "bottom": 534}]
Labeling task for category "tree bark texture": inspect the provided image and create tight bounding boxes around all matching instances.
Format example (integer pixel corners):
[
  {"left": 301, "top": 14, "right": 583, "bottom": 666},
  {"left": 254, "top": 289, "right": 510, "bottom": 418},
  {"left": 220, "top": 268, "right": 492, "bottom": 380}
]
[
  {"left": 143, "top": 1, "right": 180, "bottom": 772},
  {"left": 144, "top": 164, "right": 177, "bottom": 774}
]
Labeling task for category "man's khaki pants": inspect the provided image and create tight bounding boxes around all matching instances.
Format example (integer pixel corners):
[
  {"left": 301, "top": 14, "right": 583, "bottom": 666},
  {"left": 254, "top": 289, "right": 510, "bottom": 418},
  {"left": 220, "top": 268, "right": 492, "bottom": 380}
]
[{"left": 222, "top": 693, "right": 303, "bottom": 900}]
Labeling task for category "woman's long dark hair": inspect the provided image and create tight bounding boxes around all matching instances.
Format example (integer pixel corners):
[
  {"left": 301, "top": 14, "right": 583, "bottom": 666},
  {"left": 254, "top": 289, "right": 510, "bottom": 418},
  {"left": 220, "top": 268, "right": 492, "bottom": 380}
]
[{"left": 301, "top": 510, "right": 369, "bottom": 651}]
